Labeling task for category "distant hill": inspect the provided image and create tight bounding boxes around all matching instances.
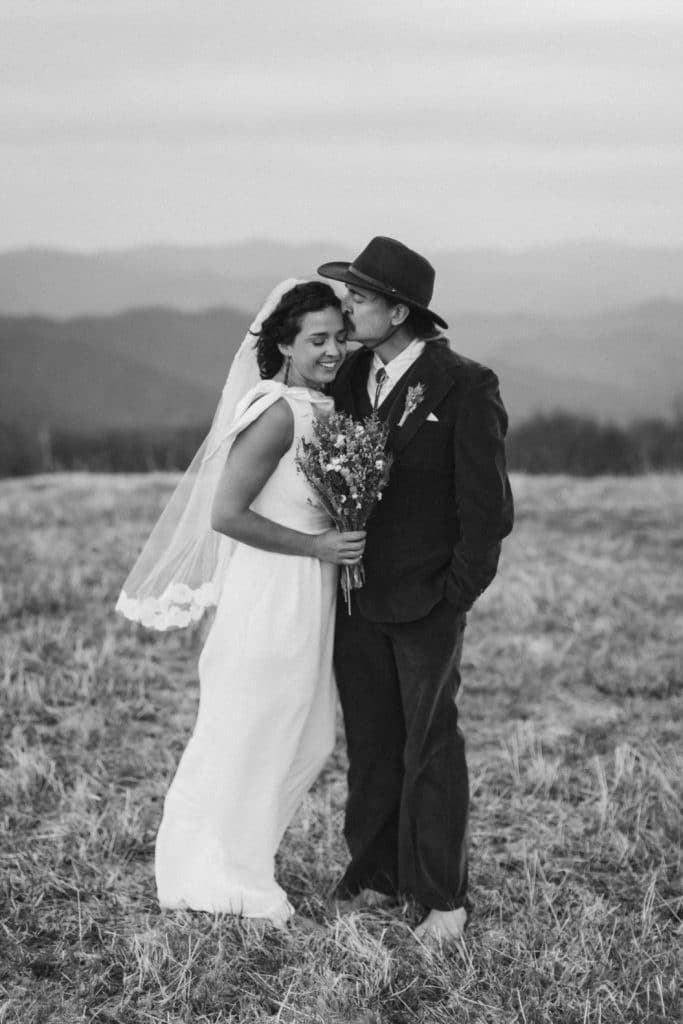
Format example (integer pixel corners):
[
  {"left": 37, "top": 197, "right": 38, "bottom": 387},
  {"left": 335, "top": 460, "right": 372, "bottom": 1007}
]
[
  {"left": 1, "top": 301, "right": 681, "bottom": 433},
  {"left": 2, "top": 241, "right": 683, "bottom": 318},
  {"left": 0, "top": 244, "right": 331, "bottom": 319},
  {"left": 0, "top": 307, "right": 250, "bottom": 432},
  {"left": 450, "top": 299, "right": 683, "bottom": 421},
  {"left": 434, "top": 241, "right": 683, "bottom": 319}
]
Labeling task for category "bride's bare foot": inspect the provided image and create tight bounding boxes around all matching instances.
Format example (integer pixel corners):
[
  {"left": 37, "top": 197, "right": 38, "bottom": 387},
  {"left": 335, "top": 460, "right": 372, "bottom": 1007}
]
[
  {"left": 241, "top": 912, "right": 290, "bottom": 934},
  {"left": 242, "top": 912, "right": 324, "bottom": 935},
  {"left": 414, "top": 906, "right": 467, "bottom": 943},
  {"left": 294, "top": 914, "right": 325, "bottom": 934}
]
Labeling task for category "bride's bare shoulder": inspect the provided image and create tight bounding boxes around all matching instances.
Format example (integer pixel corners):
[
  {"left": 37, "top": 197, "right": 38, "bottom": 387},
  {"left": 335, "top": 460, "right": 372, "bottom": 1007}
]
[{"left": 233, "top": 397, "right": 294, "bottom": 457}]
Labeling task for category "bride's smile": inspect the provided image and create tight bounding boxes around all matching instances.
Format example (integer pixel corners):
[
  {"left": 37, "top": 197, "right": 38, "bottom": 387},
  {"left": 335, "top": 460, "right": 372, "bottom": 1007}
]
[{"left": 276, "top": 307, "right": 347, "bottom": 390}]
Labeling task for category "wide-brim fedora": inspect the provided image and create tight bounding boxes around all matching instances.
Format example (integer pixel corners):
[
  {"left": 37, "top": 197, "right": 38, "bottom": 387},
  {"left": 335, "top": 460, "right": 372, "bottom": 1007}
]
[{"left": 318, "top": 236, "right": 448, "bottom": 330}]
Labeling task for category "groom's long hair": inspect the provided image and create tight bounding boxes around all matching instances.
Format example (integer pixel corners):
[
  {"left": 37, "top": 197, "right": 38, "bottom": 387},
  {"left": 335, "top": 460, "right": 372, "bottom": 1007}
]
[{"left": 404, "top": 307, "right": 443, "bottom": 341}]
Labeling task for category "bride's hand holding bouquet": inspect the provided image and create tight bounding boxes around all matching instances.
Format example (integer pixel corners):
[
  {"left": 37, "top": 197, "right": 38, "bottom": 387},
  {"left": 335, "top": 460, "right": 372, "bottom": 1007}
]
[{"left": 297, "top": 411, "right": 392, "bottom": 612}]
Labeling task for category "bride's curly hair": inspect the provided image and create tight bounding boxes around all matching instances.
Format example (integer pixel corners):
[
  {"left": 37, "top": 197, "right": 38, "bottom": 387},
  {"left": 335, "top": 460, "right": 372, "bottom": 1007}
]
[{"left": 254, "top": 281, "right": 343, "bottom": 379}]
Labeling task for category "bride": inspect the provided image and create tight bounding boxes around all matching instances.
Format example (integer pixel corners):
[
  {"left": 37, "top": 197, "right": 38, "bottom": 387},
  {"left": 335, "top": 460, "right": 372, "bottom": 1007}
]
[{"left": 116, "top": 280, "right": 365, "bottom": 927}]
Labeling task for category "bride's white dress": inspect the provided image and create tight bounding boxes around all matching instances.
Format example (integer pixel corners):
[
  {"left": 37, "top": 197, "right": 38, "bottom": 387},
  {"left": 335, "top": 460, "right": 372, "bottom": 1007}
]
[{"left": 155, "top": 382, "right": 337, "bottom": 924}]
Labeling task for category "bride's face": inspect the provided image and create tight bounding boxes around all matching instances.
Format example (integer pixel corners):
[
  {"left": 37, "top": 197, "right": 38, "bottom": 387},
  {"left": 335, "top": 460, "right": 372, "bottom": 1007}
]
[{"left": 280, "top": 307, "right": 347, "bottom": 389}]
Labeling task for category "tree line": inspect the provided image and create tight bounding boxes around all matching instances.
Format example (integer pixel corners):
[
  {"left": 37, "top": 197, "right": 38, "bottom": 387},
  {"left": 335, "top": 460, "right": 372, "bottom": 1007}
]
[{"left": 1, "top": 412, "right": 682, "bottom": 479}]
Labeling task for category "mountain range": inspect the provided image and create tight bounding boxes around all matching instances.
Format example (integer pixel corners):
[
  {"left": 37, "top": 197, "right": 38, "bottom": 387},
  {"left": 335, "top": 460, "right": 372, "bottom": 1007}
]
[
  {"left": 0, "top": 307, "right": 249, "bottom": 432},
  {"left": 3, "top": 241, "right": 683, "bottom": 319},
  {"left": 2, "top": 299, "right": 681, "bottom": 433}
]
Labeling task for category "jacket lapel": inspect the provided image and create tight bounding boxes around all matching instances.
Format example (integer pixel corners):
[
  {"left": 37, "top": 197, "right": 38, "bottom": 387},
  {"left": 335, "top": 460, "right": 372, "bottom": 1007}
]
[
  {"left": 383, "top": 343, "right": 455, "bottom": 455},
  {"left": 349, "top": 348, "right": 373, "bottom": 419}
]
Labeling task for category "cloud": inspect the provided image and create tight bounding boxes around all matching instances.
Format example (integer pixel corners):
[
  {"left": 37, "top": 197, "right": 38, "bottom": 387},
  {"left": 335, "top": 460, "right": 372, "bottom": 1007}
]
[
  {"left": 3, "top": 52, "right": 680, "bottom": 156},
  {"left": 1, "top": 0, "right": 682, "bottom": 247}
]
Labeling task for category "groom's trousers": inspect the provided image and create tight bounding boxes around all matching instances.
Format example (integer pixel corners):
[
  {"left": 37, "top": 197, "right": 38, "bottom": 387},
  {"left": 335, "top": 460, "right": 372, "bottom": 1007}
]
[{"left": 333, "top": 595, "right": 469, "bottom": 911}]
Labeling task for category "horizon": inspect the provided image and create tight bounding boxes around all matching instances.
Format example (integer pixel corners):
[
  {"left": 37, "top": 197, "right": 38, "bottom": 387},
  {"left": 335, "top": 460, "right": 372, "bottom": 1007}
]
[{"left": 4, "top": 237, "right": 683, "bottom": 257}]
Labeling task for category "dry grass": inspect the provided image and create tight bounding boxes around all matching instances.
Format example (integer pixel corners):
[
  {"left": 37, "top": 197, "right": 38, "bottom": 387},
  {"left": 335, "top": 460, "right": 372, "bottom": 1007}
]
[{"left": 0, "top": 472, "right": 681, "bottom": 1024}]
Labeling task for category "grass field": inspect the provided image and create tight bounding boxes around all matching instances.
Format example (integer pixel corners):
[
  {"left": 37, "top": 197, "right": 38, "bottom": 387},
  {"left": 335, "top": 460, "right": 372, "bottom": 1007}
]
[{"left": 0, "top": 472, "right": 681, "bottom": 1024}]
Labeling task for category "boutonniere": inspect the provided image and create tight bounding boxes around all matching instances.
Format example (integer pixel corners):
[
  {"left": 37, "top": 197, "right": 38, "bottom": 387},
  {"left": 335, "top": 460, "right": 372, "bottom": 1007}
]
[{"left": 397, "top": 383, "right": 426, "bottom": 427}]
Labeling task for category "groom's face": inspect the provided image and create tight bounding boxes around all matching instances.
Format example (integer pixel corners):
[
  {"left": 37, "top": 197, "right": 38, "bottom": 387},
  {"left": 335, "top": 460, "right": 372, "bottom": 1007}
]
[{"left": 341, "top": 285, "right": 394, "bottom": 349}]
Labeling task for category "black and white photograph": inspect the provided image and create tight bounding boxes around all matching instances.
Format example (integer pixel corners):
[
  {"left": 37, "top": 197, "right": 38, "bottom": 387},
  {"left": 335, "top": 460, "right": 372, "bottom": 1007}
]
[{"left": 1, "top": 2, "right": 681, "bottom": 1021}]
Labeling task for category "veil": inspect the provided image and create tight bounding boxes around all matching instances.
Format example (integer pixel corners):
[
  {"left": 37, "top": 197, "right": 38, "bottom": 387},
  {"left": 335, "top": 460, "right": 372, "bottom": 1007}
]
[{"left": 115, "top": 278, "right": 305, "bottom": 630}]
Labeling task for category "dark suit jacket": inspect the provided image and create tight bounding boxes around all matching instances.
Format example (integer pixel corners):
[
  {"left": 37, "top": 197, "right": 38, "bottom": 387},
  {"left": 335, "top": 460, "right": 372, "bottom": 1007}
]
[{"left": 330, "top": 339, "right": 514, "bottom": 622}]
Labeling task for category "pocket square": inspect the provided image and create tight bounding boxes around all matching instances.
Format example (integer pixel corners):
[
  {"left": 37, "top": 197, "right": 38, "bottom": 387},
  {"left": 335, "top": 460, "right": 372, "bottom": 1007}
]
[{"left": 426, "top": 413, "right": 439, "bottom": 422}]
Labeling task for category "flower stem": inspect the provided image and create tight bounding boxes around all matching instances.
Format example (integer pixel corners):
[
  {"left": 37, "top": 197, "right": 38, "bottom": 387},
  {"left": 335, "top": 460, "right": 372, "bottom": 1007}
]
[{"left": 343, "top": 565, "right": 352, "bottom": 615}]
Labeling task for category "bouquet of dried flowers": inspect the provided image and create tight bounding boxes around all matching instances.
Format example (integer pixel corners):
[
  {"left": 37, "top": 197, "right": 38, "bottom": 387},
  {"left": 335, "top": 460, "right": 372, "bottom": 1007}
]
[{"left": 296, "top": 411, "right": 392, "bottom": 613}]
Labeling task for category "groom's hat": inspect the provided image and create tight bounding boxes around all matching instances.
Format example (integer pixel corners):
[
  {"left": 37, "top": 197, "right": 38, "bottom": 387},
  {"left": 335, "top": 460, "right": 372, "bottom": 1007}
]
[{"left": 317, "top": 236, "right": 448, "bottom": 329}]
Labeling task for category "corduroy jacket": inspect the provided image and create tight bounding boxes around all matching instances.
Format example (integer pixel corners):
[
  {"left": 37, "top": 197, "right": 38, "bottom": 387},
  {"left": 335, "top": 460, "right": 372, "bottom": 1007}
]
[{"left": 330, "top": 339, "right": 514, "bottom": 622}]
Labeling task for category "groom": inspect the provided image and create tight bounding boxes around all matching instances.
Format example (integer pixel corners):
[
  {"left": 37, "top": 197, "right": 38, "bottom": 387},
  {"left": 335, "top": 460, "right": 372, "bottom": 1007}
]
[{"left": 319, "top": 237, "right": 513, "bottom": 940}]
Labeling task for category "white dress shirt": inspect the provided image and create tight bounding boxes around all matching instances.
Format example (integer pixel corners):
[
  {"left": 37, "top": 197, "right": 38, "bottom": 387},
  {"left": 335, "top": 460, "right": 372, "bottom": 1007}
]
[{"left": 366, "top": 338, "right": 426, "bottom": 410}]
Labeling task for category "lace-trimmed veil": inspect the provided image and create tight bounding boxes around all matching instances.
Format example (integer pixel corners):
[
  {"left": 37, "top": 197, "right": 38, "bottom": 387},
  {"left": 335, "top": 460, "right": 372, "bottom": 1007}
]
[{"left": 115, "top": 279, "right": 304, "bottom": 630}]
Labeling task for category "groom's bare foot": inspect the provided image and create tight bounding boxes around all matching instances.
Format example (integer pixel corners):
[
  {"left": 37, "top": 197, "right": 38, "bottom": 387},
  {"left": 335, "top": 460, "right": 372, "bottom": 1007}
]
[
  {"left": 333, "top": 888, "right": 396, "bottom": 914},
  {"left": 414, "top": 906, "right": 467, "bottom": 943}
]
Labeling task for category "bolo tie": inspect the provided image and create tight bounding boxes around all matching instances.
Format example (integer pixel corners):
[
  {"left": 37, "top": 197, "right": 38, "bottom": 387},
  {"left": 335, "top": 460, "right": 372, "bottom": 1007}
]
[{"left": 373, "top": 367, "right": 388, "bottom": 412}]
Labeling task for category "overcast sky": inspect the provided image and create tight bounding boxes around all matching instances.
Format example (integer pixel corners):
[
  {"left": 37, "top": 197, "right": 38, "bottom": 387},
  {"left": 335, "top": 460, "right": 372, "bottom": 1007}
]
[{"left": 2, "top": 0, "right": 682, "bottom": 250}]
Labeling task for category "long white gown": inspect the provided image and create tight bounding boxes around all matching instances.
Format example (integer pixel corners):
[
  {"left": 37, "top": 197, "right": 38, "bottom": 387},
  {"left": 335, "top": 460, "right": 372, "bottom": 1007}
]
[{"left": 155, "top": 382, "right": 337, "bottom": 924}]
